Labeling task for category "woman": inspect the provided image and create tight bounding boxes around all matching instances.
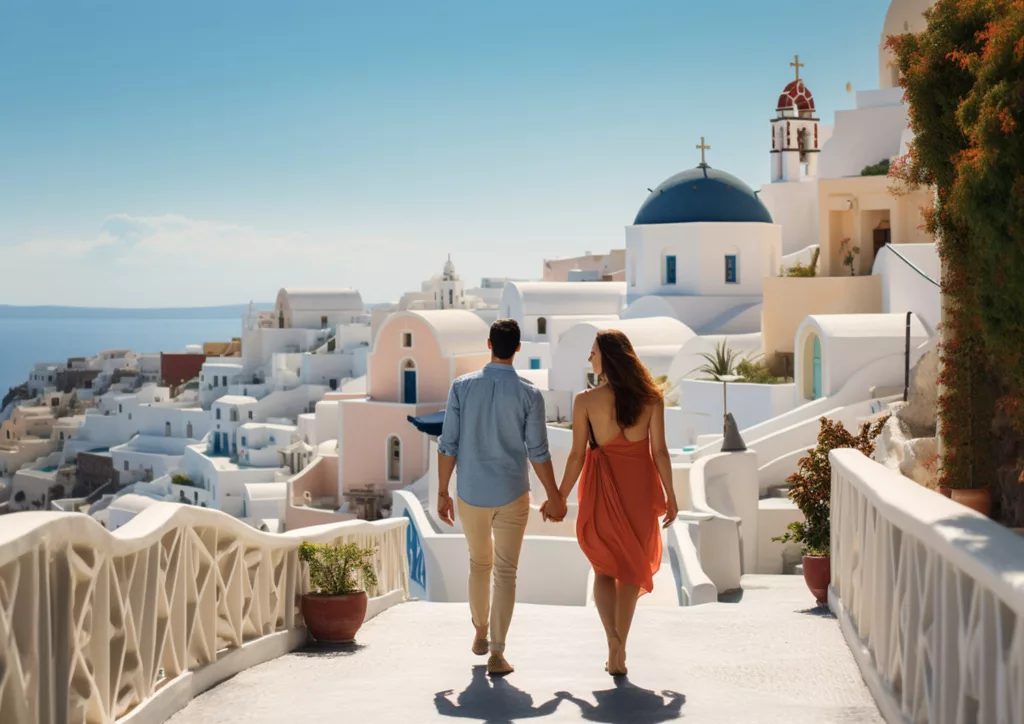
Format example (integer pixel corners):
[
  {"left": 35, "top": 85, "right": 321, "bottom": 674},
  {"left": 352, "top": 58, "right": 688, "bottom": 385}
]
[{"left": 546, "top": 330, "right": 678, "bottom": 676}]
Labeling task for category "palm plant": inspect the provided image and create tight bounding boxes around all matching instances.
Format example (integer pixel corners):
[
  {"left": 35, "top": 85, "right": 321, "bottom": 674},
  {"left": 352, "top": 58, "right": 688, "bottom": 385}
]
[{"left": 690, "top": 340, "right": 745, "bottom": 380}]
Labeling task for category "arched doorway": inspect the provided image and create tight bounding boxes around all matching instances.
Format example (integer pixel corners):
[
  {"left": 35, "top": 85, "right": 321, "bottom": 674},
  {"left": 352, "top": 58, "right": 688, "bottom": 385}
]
[
  {"left": 812, "top": 336, "right": 822, "bottom": 400},
  {"left": 186, "top": 422, "right": 193, "bottom": 439},
  {"left": 387, "top": 436, "right": 401, "bottom": 482},
  {"left": 802, "top": 332, "right": 824, "bottom": 400},
  {"left": 537, "top": 317, "right": 547, "bottom": 336},
  {"left": 401, "top": 359, "right": 417, "bottom": 404},
  {"left": 278, "top": 310, "right": 285, "bottom": 328}
]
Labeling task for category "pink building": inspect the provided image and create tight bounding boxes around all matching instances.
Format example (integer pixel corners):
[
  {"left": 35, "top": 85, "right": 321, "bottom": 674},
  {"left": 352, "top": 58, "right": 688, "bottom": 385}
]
[{"left": 338, "top": 310, "right": 490, "bottom": 503}]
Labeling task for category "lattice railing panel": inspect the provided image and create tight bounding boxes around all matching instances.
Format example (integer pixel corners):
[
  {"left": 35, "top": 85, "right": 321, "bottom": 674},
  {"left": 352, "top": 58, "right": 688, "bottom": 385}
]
[
  {"left": 831, "top": 450, "right": 1024, "bottom": 724},
  {"left": 0, "top": 504, "right": 408, "bottom": 724}
]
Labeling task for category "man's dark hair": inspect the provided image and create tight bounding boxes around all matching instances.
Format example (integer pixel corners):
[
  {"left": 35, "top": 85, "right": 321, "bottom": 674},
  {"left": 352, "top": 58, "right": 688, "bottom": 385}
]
[{"left": 489, "top": 319, "right": 521, "bottom": 360}]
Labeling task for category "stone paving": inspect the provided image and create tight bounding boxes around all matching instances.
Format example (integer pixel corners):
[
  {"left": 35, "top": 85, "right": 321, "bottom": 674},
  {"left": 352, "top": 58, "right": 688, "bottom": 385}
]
[{"left": 167, "top": 575, "right": 882, "bottom": 724}]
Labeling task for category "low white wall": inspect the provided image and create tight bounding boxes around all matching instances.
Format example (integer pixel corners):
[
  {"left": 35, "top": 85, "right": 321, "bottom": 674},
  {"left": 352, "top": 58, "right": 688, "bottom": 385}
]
[
  {"left": 393, "top": 490, "right": 590, "bottom": 606},
  {"left": 678, "top": 380, "right": 796, "bottom": 445},
  {"left": 830, "top": 449, "right": 1024, "bottom": 724},
  {"left": 0, "top": 505, "right": 409, "bottom": 724}
]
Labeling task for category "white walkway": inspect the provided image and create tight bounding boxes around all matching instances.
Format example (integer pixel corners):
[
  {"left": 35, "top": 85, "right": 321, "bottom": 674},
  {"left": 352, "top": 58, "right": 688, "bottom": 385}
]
[{"left": 167, "top": 575, "right": 879, "bottom": 724}]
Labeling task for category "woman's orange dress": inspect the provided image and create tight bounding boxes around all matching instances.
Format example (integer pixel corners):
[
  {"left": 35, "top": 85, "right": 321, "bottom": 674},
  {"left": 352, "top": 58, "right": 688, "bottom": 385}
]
[{"left": 576, "top": 421, "right": 666, "bottom": 595}]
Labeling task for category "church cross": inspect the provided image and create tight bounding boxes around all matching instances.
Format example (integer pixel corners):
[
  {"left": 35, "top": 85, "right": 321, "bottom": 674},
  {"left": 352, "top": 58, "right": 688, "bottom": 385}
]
[
  {"left": 696, "top": 136, "right": 711, "bottom": 166},
  {"left": 791, "top": 54, "right": 805, "bottom": 81}
]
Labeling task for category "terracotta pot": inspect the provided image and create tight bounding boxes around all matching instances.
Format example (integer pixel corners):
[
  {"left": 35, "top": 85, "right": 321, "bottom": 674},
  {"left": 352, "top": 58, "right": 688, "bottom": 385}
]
[
  {"left": 938, "top": 486, "right": 953, "bottom": 498},
  {"left": 802, "top": 555, "right": 830, "bottom": 605},
  {"left": 301, "top": 591, "right": 368, "bottom": 643},
  {"left": 951, "top": 488, "right": 992, "bottom": 517}
]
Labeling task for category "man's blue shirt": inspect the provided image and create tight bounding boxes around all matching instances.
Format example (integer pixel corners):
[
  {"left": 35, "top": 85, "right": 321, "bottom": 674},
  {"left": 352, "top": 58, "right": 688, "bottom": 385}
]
[{"left": 437, "top": 362, "right": 551, "bottom": 508}]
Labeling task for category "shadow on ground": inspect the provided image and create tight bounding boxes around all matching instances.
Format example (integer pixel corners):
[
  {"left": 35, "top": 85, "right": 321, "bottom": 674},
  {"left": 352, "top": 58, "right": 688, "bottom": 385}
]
[
  {"left": 796, "top": 605, "right": 836, "bottom": 619},
  {"left": 292, "top": 641, "right": 366, "bottom": 658},
  {"left": 435, "top": 666, "right": 684, "bottom": 723}
]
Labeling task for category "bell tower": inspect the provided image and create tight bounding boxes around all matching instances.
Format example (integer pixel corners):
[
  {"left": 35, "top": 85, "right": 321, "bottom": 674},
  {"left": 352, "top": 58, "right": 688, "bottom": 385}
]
[
  {"left": 437, "top": 254, "right": 465, "bottom": 309},
  {"left": 770, "top": 55, "right": 820, "bottom": 183}
]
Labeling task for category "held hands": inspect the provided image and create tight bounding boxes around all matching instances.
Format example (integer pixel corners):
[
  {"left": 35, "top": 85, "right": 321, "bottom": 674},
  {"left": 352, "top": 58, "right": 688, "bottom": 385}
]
[
  {"left": 662, "top": 494, "right": 679, "bottom": 529},
  {"left": 437, "top": 492, "right": 455, "bottom": 527},
  {"left": 540, "top": 493, "right": 567, "bottom": 523}
]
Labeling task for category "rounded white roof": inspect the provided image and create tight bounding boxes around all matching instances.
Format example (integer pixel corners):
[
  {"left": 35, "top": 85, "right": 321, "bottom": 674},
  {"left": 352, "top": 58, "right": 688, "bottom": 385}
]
[
  {"left": 805, "top": 313, "right": 927, "bottom": 339},
  {"left": 566, "top": 316, "right": 696, "bottom": 349},
  {"left": 404, "top": 310, "right": 490, "bottom": 357},
  {"left": 501, "top": 281, "right": 626, "bottom": 317},
  {"left": 243, "top": 482, "right": 288, "bottom": 500},
  {"left": 883, "top": 0, "right": 933, "bottom": 38},
  {"left": 276, "top": 289, "right": 364, "bottom": 312}
]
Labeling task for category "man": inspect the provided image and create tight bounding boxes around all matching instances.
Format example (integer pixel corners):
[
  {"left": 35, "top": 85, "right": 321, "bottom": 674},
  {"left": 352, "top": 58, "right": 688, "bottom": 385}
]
[{"left": 437, "top": 319, "right": 566, "bottom": 676}]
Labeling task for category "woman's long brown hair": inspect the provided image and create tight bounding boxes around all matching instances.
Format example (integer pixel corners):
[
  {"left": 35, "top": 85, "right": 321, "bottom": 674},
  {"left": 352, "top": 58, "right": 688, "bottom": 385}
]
[{"left": 595, "top": 330, "right": 662, "bottom": 428}]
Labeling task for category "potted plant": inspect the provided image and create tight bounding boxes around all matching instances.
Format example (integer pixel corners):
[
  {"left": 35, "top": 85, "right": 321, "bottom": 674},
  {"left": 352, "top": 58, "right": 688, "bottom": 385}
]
[
  {"left": 298, "top": 541, "right": 378, "bottom": 643},
  {"left": 774, "top": 416, "right": 887, "bottom": 605}
]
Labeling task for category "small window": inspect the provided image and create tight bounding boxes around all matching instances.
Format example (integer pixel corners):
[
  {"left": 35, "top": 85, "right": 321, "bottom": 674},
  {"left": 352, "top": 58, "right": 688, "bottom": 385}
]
[
  {"left": 119, "top": 404, "right": 123, "bottom": 413},
  {"left": 221, "top": 376, "right": 227, "bottom": 386},
  {"left": 725, "top": 255, "right": 738, "bottom": 284},
  {"left": 124, "top": 461, "right": 129, "bottom": 472},
  {"left": 248, "top": 411, "right": 254, "bottom": 420},
  {"left": 665, "top": 255, "right": 677, "bottom": 285},
  {"left": 530, "top": 358, "right": 541, "bottom": 370},
  {"left": 216, "top": 409, "right": 221, "bottom": 420},
  {"left": 402, "top": 332, "right": 413, "bottom": 348},
  {"left": 241, "top": 436, "right": 247, "bottom": 447},
  {"left": 213, "top": 377, "right": 218, "bottom": 388},
  {"left": 537, "top": 318, "right": 547, "bottom": 336},
  {"left": 448, "top": 289, "right": 453, "bottom": 305}
]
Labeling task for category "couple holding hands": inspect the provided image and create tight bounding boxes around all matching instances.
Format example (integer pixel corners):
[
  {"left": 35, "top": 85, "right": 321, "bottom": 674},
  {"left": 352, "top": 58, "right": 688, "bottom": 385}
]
[{"left": 437, "top": 320, "right": 679, "bottom": 677}]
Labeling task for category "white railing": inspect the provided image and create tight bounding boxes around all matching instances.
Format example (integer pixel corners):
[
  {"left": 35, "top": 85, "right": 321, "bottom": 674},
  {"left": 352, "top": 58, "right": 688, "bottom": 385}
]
[
  {"left": 830, "top": 449, "right": 1024, "bottom": 724},
  {"left": 0, "top": 504, "right": 409, "bottom": 724}
]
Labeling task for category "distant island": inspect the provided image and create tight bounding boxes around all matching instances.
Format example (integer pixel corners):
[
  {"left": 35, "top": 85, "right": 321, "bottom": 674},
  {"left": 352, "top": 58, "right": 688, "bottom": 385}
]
[{"left": 0, "top": 304, "right": 274, "bottom": 320}]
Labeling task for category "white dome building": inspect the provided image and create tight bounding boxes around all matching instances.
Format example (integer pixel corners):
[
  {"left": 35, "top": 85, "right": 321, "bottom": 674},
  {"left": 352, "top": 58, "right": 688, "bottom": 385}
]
[{"left": 549, "top": 317, "right": 696, "bottom": 402}]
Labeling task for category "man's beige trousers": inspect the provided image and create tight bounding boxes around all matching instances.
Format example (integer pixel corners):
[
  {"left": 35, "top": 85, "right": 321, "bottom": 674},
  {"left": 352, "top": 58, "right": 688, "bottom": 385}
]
[{"left": 458, "top": 493, "right": 530, "bottom": 654}]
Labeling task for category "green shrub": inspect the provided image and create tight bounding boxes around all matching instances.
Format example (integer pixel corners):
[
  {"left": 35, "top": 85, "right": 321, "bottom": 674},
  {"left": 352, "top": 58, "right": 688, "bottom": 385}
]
[
  {"left": 299, "top": 541, "right": 378, "bottom": 596},
  {"left": 860, "top": 159, "right": 891, "bottom": 176},
  {"left": 736, "top": 359, "right": 786, "bottom": 384},
  {"left": 172, "top": 474, "right": 195, "bottom": 487}
]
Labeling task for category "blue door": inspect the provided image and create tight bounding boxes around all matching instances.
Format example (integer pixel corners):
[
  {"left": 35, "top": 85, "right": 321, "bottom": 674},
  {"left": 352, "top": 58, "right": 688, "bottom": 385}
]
[
  {"left": 403, "top": 369, "right": 417, "bottom": 404},
  {"left": 665, "top": 255, "right": 677, "bottom": 285},
  {"left": 812, "top": 336, "right": 822, "bottom": 399},
  {"left": 530, "top": 358, "right": 541, "bottom": 370},
  {"left": 213, "top": 434, "right": 221, "bottom": 455},
  {"left": 725, "top": 255, "right": 738, "bottom": 284}
]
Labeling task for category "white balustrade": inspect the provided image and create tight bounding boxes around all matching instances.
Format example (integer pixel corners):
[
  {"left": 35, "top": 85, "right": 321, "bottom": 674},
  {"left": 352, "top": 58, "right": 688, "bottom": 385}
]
[
  {"left": 0, "top": 504, "right": 409, "bottom": 724},
  {"left": 830, "top": 449, "right": 1024, "bottom": 724}
]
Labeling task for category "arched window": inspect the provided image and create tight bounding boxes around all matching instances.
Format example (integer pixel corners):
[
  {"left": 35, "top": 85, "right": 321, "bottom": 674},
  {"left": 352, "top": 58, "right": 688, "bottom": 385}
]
[
  {"left": 537, "top": 317, "right": 547, "bottom": 336},
  {"left": 186, "top": 422, "right": 193, "bottom": 439},
  {"left": 387, "top": 435, "right": 402, "bottom": 482}
]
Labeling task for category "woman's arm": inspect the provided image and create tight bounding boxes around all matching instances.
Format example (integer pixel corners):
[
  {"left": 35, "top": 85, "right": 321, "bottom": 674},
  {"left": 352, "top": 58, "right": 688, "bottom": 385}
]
[
  {"left": 649, "top": 397, "right": 679, "bottom": 527},
  {"left": 557, "top": 392, "right": 591, "bottom": 500}
]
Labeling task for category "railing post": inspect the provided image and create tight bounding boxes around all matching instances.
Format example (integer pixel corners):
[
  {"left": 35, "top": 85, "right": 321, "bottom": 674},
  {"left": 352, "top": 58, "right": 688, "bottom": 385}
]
[{"left": 904, "top": 311, "right": 911, "bottom": 402}]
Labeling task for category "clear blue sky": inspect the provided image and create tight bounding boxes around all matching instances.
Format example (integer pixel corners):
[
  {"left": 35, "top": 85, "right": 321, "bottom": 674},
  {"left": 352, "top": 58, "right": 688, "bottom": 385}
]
[{"left": 0, "top": 0, "right": 893, "bottom": 307}]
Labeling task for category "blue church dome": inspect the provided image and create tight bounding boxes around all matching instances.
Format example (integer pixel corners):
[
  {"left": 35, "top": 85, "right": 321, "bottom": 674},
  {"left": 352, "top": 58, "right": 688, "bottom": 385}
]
[{"left": 634, "top": 165, "right": 774, "bottom": 226}]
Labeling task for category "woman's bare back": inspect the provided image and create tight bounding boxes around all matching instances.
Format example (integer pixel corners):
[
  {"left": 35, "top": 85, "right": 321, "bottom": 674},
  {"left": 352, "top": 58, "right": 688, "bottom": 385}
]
[{"left": 582, "top": 385, "right": 654, "bottom": 446}]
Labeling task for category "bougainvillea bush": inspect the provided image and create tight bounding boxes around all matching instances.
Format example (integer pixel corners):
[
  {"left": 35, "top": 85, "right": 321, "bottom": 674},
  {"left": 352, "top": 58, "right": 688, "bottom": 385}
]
[{"left": 888, "top": 0, "right": 1024, "bottom": 522}]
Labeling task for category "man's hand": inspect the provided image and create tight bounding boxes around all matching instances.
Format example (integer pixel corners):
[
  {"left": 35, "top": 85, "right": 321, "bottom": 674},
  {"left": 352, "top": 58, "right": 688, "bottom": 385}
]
[
  {"left": 541, "top": 494, "right": 567, "bottom": 523},
  {"left": 437, "top": 492, "right": 455, "bottom": 526}
]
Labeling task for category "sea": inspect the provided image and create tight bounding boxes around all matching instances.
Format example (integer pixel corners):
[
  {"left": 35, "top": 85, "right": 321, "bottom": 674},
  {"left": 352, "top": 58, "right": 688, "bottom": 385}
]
[{"left": 0, "top": 316, "right": 244, "bottom": 397}]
